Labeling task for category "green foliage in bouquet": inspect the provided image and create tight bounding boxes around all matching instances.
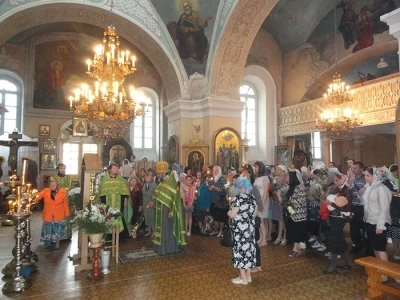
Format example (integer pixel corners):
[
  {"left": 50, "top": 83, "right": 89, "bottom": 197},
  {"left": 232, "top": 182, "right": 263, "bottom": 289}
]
[{"left": 75, "top": 202, "right": 121, "bottom": 234}]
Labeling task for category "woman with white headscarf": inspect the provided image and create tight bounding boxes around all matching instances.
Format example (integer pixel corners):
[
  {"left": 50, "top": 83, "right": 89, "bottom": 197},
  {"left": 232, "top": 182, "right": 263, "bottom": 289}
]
[
  {"left": 208, "top": 165, "right": 227, "bottom": 237},
  {"left": 363, "top": 166, "right": 392, "bottom": 263}
]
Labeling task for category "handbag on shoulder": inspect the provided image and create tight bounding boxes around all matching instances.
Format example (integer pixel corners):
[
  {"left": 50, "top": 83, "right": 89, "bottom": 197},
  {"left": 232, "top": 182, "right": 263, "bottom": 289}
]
[{"left": 220, "top": 220, "right": 234, "bottom": 247}]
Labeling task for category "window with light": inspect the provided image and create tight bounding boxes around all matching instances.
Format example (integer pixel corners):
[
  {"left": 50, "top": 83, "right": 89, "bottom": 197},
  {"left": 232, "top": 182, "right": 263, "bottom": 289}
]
[
  {"left": 62, "top": 143, "right": 98, "bottom": 175},
  {"left": 240, "top": 84, "right": 257, "bottom": 146},
  {"left": 132, "top": 102, "right": 153, "bottom": 149},
  {"left": 0, "top": 78, "right": 22, "bottom": 135},
  {"left": 311, "top": 132, "right": 322, "bottom": 159}
]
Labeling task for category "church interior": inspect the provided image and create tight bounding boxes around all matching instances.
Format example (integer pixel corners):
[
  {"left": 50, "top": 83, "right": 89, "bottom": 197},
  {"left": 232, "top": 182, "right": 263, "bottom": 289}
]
[{"left": 1, "top": 0, "right": 400, "bottom": 299}]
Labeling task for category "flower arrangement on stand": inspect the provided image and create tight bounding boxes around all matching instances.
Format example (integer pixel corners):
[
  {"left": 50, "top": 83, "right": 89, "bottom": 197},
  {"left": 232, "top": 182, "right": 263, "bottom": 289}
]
[
  {"left": 68, "top": 187, "right": 81, "bottom": 210},
  {"left": 75, "top": 202, "right": 121, "bottom": 247}
]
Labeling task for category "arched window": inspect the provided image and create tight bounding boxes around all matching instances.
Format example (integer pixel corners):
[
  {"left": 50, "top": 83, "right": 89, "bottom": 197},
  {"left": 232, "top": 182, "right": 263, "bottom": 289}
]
[
  {"left": 240, "top": 84, "right": 257, "bottom": 146},
  {"left": 132, "top": 102, "right": 153, "bottom": 149},
  {"left": 129, "top": 88, "right": 159, "bottom": 161},
  {"left": 0, "top": 75, "right": 22, "bottom": 135}
]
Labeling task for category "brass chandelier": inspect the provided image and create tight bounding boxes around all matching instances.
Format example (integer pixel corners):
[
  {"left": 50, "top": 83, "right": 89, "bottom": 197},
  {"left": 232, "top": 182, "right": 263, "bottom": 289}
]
[
  {"left": 316, "top": 6, "right": 361, "bottom": 140},
  {"left": 70, "top": 25, "right": 145, "bottom": 139}
]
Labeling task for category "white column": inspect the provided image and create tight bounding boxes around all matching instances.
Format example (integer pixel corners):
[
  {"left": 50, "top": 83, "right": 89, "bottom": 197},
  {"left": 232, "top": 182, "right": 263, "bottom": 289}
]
[{"left": 381, "top": 8, "right": 400, "bottom": 70}]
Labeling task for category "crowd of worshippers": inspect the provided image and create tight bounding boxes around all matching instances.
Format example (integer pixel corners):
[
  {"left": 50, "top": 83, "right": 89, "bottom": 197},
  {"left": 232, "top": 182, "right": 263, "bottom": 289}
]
[
  {"left": 33, "top": 158, "right": 399, "bottom": 284},
  {"left": 122, "top": 159, "right": 399, "bottom": 283}
]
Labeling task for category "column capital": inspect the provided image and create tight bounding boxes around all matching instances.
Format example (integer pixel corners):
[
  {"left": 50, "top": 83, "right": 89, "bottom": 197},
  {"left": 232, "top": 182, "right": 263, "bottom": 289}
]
[{"left": 163, "top": 97, "right": 243, "bottom": 122}]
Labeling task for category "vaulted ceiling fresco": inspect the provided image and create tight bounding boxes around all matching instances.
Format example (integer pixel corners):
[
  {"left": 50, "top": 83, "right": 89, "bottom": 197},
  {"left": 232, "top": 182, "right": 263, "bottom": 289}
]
[
  {"left": 151, "top": 0, "right": 219, "bottom": 75},
  {"left": 263, "top": 0, "right": 399, "bottom": 55}
]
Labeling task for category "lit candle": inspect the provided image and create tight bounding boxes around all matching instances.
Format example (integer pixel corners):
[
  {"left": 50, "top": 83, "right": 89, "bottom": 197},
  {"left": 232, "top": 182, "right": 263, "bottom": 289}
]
[
  {"left": 125, "top": 50, "right": 130, "bottom": 62},
  {"left": 106, "top": 52, "right": 110, "bottom": 64},
  {"left": 69, "top": 96, "right": 74, "bottom": 108},
  {"left": 119, "top": 92, "right": 123, "bottom": 104},
  {"left": 131, "top": 55, "right": 136, "bottom": 67},
  {"left": 74, "top": 89, "right": 80, "bottom": 101},
  {"left": 8, "top": 200, "right": 12, "bottom": 213},
  {"left": 111, "top": 45, "right": 115, "bottom": 59},
  {"left": 27, "top": 183, "right": 31, "bottom": 193},
  {"left": 121, "top": 51, "right": 125, "bottom": 62},
  {"left": 86, "top": 59, "right": 92, "bottom": 71}
]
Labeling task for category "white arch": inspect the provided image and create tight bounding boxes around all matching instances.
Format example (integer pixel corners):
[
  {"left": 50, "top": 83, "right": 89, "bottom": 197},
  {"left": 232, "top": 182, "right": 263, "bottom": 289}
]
[{"left": 242, "top": 65, "right": 277, "bottom": 165}]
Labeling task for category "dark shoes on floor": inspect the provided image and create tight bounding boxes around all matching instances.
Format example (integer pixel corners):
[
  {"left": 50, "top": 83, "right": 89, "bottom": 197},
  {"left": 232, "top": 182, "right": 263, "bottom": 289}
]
[{"left": 337, "top": 264, "right": 351, "bottom": 270}]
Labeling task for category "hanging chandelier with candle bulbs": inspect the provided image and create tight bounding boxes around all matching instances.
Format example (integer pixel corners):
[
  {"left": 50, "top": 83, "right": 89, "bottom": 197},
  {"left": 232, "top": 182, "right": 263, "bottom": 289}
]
[
  {"left": 316, "top": 6, "right": 362, "bottom": 140},
  {"left": 70, "top": 25, "right": 146, "bottom": 140}
]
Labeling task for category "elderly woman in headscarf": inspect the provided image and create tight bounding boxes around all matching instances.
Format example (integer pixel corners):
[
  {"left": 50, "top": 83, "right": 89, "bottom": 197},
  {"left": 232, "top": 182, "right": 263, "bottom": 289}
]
[
  {"left": 363, "top": 166, "right": 392, "bottom": 265},
  {"left": 209, "top": 165, "right": 228, "bottom": 237},
  {"left": 228, "top": 176, "right": 257, "bottom": 285},
  {"left": 277, "top": 169, "right": 307, "bottom": 257},
  {"left": 322, "top": 173, "right": 353, "bottom": 274},
  {"left": 34, "top": 179, "right": 69, "bottom": 251},
  {"left": 384, "top": 164, "right": 400, "bottom": 260},
  {"left": 172, "top": 163, "right": 182, "bottom": 183}
]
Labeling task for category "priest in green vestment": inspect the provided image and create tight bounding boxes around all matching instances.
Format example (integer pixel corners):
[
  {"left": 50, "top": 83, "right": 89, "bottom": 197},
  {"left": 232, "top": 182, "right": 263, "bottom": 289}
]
[
  {"left": 48, "top": 163, "right": 73, "bottom": 239},
  {"left": 151, "top": 161, "right": 186, "bottom": 255},
  {"left": 98, "top": 163, "right": 132, "bottom": 238}
]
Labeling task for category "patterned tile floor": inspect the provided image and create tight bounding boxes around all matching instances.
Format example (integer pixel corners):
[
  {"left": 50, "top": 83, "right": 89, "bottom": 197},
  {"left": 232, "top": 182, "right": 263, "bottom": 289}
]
[{"left": 0, "top": 211, "right": 398, "bottom": 300}]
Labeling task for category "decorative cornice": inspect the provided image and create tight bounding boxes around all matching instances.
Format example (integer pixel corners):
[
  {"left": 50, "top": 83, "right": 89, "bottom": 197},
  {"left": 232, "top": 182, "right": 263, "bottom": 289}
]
[
  {"left": 164, "top": 97, "right": 244, "bottom": 122},
  {"left": 278, "top": 75, "right": 399, "bottom": 137}
]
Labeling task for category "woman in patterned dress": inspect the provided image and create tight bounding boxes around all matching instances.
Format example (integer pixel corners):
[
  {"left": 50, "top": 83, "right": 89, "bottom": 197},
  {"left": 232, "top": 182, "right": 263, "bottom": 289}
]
[
  {"left": 228, "top": 176, "right": 256, "bottom": 285},
  {"left": 271, "top": 165, "right": 288, "bottom": 245},
  {"left": 278, "top": 170, "right": 307, "bottom": 257},
  {"left": 35, "top": 179, "right": 69, "bottom": 250}
]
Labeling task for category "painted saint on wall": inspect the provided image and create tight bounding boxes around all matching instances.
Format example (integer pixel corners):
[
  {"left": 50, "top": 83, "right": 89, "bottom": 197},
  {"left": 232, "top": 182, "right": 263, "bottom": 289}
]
[
  {"left": 33, "top": 41, "right": 88, "bottom": 111},
  {"left": 152, "top": 0, "right": 219, "bottom": 75}
]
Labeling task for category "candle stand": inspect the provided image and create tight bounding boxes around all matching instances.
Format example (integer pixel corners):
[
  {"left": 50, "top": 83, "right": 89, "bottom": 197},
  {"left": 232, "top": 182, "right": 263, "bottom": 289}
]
[{"left": 1, "top": 174, "right": 38, "bottom": 294}]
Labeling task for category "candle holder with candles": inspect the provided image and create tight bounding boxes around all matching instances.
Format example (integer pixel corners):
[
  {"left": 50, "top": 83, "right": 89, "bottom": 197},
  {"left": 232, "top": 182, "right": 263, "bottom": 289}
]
[{"left": 1, "top": 159, "right": 38, "bottom": 293}]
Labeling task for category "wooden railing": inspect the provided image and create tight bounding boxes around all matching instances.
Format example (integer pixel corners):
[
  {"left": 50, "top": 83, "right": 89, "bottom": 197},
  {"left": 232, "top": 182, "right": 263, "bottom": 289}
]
[{"left": 355, "top": 256, "right": 400, "bottom": 299}]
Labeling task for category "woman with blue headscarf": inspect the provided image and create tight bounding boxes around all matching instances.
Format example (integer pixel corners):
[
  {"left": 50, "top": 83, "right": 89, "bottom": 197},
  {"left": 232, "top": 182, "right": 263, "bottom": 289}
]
[{"left": 228, "top": 177, "right": 256, "bottom": 285}]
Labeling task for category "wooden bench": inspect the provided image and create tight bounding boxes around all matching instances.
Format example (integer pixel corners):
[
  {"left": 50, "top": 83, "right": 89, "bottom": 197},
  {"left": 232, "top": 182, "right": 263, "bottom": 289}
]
[{"left": 355, "top": 256, "right": 400, "bottom": 299}]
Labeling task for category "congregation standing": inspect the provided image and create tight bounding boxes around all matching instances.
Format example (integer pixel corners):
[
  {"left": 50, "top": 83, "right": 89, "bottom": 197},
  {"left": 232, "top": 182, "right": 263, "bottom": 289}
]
[{"left": 34, "top": 155, "right": 399, "bottom": 286}]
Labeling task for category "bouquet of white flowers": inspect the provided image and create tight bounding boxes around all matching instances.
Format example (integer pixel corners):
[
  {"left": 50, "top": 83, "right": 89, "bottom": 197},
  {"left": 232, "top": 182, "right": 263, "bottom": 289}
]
[{"left": 75, "top": 203, "right": 121, "bottom": 234}]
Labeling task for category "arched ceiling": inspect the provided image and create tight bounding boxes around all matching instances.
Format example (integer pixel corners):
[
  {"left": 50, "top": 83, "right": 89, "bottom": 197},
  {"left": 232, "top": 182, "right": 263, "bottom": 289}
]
[
  {"left": 262, "top": 0, "right": 339, "bottom": 54},
  {"left": 0, "top": 3, "right": 183, "bottom": 101}
]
